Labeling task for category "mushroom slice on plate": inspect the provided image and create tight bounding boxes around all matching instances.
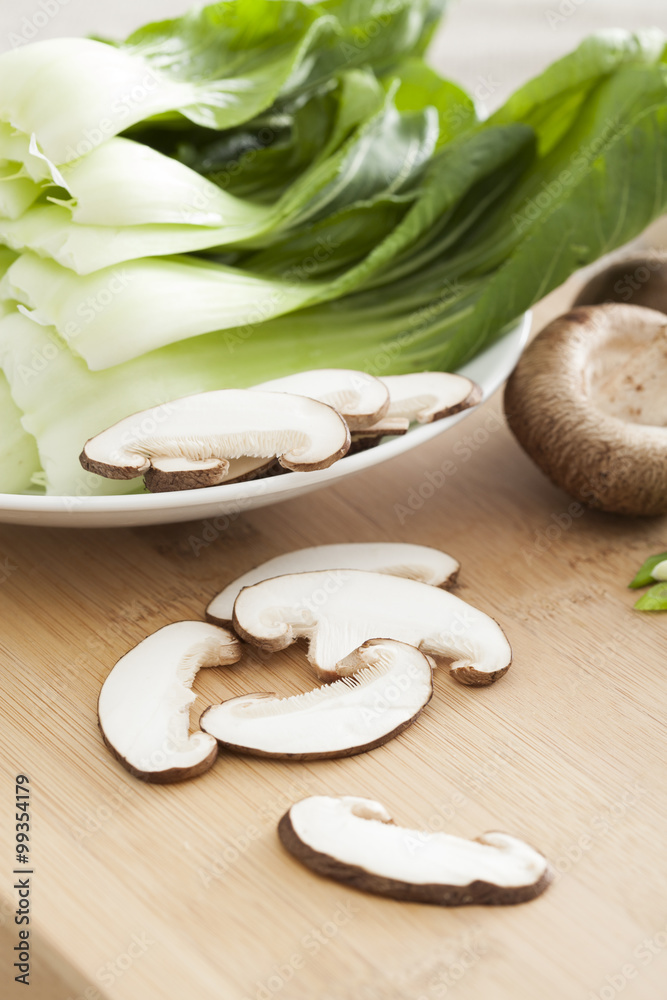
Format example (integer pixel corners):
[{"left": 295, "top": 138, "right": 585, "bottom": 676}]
[
  {"left": 381, "top": 372, "right": 482, "bottom": 423},
  {"left": 505, "top": 303, "right": 667, "bottom": 516},
  {"left": 79, "top": 389, "right": 351, "bottom": 491},
  {"left": 233, "top": 569, "right": 510, "bottom": 685},
  {"left": 279, "top": 796, "right": 554, "bottom": 906},
  {"left": 348, "top": 417, "right": 410, "bottom": 453},
  {"left": 255, "top": 370, "right": 390, "bottom": 431},
  {"left": 207, "top": 543, "right": 460, "bottom": 626},
  {"left": 143, "top": 456, "right": 230, "bottom": 493},
  {"left": 200, "top": 640, "right": 433, "bottom": 760},
  {"left": 144, "top": 455, "right": 279, "bottom": 491},
  {"left": 98, "top": 621, "right": 242, "bottom": 783}
]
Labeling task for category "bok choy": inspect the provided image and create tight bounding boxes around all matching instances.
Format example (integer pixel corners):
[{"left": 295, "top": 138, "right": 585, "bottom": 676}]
[{"left": 1, "top": 0, "right": 667, "bottom": 496}]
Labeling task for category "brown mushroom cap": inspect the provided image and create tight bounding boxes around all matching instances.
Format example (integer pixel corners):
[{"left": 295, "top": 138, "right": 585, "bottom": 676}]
[
  {"left": 504, "top": 303, "right": 667, "bottom": 516},
  {"left": 574, "top": 253, "right": 667, "bottom": 314}
]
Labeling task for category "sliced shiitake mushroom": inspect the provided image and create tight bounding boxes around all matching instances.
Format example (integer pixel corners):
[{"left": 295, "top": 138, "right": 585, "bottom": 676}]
[
  {"left": 255, "top": 369, "right": 390, "bottom": 431},
  {"left": 349, "top": 372, "right": 481, "bottom": 451},
  {"left": 200, "top": 640, "right": 433, "bottom": 760},
  {"left": 279, "top": 796, "right": 554, "bottom": 906},
  {"left": 232, "top": 569, "right": 511, "bottom": 685},
  {"left": 98, "top": 621, "right": 241, "bottom": 783},
  {"left": 381, "top": 372, "right": 482, "bottom": 423},
  {"left": 505, "top": 303, "right": 667, "bottom": 516},
  {"left": 207, "top": 543, "right": 460, "bottom": 626},
  {"left": 80, "top": 389, "right": 351, "bottom": 492}
]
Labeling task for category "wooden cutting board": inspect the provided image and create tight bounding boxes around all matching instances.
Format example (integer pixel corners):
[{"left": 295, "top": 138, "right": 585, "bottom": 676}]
[{"left": 1, "top": 272, "right": 667, "bottom": 1000}]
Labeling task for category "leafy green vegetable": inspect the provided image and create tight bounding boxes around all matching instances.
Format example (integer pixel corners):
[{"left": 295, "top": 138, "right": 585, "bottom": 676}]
[
  {"left": 489, "top": 29, "right": 666, "bottom": 153},
  {"left": 0, "top": 249, "right": 40, "bottom": 492},
  {"left": 629, "top": 552, "right": 667, "bottom": 588},
  {"left": 634, "top": 583, "right": 667, "bottom": 612},
  {"left": 3, "top": 9, "right": 667, "bottom": 498},
  {"left": 0, "top": 0, "right": 448, "bottom": 165},
  {"left": 1, "top": 80, "right": 442, "bottom": 274},
  {"left": 0, "top": 166, "right": 41, "bottom": 221}
]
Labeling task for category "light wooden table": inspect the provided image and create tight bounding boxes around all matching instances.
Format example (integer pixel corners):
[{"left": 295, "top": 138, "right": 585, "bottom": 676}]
[
  {"left": 1, "top": 268, "right": 667, "bottom": 1000},
  {"left": 2, "top": 2, "right": 667, "bottom": 997}
]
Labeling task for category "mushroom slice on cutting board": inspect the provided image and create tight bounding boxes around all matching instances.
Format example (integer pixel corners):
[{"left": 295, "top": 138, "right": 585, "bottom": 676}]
[
  {"left": 200, "top": 640, "right": 433, "bottom": 760},
  {"left": 381, "top": 372, "right": 482, "bottom": 423},
  {"left": 98, "top": 621, "right": 242, "bottom": 783},
  {"left": 279, "top": 796, "right": 553, "bottom": 906},
  {"left": 207, "top": 543, "right": 460, "bottom": 626},
  {"left": 505, "top": 303, "right": 667, "bottom": 516},
  {"left": 79, "top": 389, "right": 351, "bottom": 491},
  {"left": 255, "top": 370, "right": 390, "bottom": 431},
  {"left": 232, "top": 569, "right": 510, "bottom": 685}
]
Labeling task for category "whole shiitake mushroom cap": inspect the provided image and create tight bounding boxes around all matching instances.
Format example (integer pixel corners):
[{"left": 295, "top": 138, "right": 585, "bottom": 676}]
[
  {"left": 574, "top": 252, "right": 667, "bottom": 314},
  {"left": 504, "top": 303, "right": 667, "bottom": 517}
]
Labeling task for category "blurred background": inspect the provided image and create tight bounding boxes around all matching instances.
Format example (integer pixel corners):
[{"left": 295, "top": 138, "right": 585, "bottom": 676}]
[
  {"left": 2, "top": 0, "right": 666, "bottom": 239},
  {"left": 2, "top": 0, "right": 665, "bottom": 101}
]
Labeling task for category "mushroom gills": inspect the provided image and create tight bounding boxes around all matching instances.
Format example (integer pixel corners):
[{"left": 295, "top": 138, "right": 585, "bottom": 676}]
[
  {"left": 588, "top": 323, "right": 667, "bottom": 426},
  {"left": 504, "top": 303, "right": 667, "bottom": 516},
  {"left": 200, "top": 639, "right": 433, "bottom": 759},
  {"left": 80, "top": 388, "right": 351, "bottom": 491},
  {"left": 98, "top": 621, "right": 242, "bottom": 783},
  {"left": 232, "top": 569, "right": 511, "bottom": 685},
  {"left": 279, "top": 796, "right": 553, "bottom": 905},
  {"left": 207, "top": 543, "right": 460, "bottom": 625}
]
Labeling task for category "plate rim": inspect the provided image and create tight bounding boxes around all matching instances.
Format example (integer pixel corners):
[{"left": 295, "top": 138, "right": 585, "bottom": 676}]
[{"left": 0, "top": 312, "right": 531, "bottom": 520}]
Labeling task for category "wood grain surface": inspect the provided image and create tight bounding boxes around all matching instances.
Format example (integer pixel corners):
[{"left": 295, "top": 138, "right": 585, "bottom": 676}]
[
  {"left": 2, "top": 3, "right": 667, "bottom": 997},
  {"left": 1, "top": 269, "right": 667, "bottom": 1000}
]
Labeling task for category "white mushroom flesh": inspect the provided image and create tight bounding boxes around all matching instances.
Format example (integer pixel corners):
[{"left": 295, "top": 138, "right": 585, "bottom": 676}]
[
  {"left": 233, "top": 569, "right": 510, "bottom": 683},
  {"left": 652, "top": 559, "right": 667, "bottom": 581},
  {"left": 98, "top": 621, "right": 241, "bottom": 780},
  {"left": 81, "top": 388, "right": 350, "bottom": 479},
  {"left": 207, "top": 543, "right": 460, "bottom": 624},
  {"left": 381, "top": 373, "right": 481, "bottom": 423},
  {"left": 255, "top": 369, "right": 390, "bottom": 430},
  {"left": 200, "top": 640, "right": 433, "bottom": 757},
  {"left": 287, "top": 796, "right": 549, "bottom": 888}
]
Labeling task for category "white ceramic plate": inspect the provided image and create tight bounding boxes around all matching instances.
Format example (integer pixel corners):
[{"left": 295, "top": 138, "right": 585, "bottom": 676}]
[{"left": 0, "top": 314, "right": 531, "bottom": 527}]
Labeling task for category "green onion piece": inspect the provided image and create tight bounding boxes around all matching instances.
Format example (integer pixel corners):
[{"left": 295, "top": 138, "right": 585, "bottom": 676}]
[{"left": 629, "top": 552, "right": 667, "bottom": 589}]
